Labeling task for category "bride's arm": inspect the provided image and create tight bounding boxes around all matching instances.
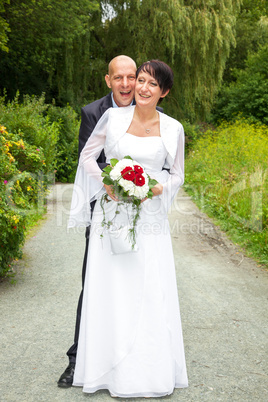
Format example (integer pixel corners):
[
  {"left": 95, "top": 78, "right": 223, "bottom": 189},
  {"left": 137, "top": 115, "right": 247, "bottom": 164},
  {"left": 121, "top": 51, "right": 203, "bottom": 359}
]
[
  {"left": 161, "top": 124, "right": 184, "bottom": 210},
  {"left": 68, "top": 109, "right": 110, "bottom": 228}
]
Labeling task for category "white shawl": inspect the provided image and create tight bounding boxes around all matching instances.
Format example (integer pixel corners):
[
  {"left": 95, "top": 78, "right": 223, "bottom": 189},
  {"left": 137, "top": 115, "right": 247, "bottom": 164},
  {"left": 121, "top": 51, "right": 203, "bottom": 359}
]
[{"left": 68, "top": 105, "right": 184, "bottom": 228}]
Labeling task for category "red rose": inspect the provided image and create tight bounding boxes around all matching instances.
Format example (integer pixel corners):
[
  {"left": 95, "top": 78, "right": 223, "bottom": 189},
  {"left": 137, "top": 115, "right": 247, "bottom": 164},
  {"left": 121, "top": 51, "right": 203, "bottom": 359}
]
[
  {"left": 121, "top": 166, "right": 135, "bottom": 181},
  {"left": 134, "top": 174, "right": 145, "bottom": 187},
  {"left": 134, "top": 165, "right": 144, "bottom": 174}
]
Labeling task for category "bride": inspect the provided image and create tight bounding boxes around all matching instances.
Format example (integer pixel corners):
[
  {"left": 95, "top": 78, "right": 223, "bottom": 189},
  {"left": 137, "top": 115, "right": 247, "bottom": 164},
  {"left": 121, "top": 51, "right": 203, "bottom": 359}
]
[{"left": 68, "top": 60, "right": 188, "bottom": 398}]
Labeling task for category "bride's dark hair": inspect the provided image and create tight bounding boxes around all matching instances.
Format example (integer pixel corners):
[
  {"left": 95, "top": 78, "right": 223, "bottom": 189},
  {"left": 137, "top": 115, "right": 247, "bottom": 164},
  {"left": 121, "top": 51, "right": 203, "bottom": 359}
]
[{"left": 136, "top": 60, "right": 174, "bottom": 98}]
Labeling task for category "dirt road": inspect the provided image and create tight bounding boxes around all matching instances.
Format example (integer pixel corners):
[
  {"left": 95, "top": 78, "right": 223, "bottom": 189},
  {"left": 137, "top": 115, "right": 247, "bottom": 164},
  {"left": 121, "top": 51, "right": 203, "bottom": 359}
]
[{"left": 0, "top": 184, "right": 267, "bottom": 401}]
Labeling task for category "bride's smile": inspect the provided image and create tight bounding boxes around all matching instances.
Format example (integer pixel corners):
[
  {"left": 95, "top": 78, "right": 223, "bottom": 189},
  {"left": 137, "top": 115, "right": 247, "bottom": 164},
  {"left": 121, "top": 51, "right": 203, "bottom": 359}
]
[{"left": 135, "top": 71, "right": 169, "bottom": 108}]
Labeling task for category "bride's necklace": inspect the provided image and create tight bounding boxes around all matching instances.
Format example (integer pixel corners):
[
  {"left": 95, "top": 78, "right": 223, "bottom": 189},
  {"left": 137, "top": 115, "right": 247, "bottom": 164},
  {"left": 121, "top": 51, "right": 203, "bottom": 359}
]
[
  {"left": 141, "top": 122, "right": 152, "bottom": 134},
  {"left": 136, "top": 112, "right": 159, "bottom": 134}
]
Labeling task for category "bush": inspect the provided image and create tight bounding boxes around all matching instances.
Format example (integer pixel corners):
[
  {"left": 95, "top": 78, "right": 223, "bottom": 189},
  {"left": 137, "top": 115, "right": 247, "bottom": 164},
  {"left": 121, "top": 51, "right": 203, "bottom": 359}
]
[
  {"left": 0, "top": 94, "right": 80, "bottom": 276},
  {"left": 185, "top": 118, "right": 268, "bottom": 266},
  {"left": 0, "top": 125, "right": 47, "bottom": 277},
  {"left": 0, "top": 93, "right": 80, "bottom": 183},
  {"left": 211, "top": 45, "right": 268, "bottom": 125},
  {"left": 181, "top": 120, "right": 215, "bottom": 154},
  {"left": 0, "top": 93, "right": 59, "bottom": 173},
  {"left": 46, "top": 104, "right": 79, "bottom": 182}
]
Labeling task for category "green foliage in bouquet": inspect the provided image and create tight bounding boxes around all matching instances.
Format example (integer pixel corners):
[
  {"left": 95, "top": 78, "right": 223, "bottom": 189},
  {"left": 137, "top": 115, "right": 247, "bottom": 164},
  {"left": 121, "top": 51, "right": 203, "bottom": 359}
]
[
  {"left": 102, "top": 156, "right": 158, "bottom": 200},
  {"left": 100, "top": 156, "right": 158, "bottom": 249}
]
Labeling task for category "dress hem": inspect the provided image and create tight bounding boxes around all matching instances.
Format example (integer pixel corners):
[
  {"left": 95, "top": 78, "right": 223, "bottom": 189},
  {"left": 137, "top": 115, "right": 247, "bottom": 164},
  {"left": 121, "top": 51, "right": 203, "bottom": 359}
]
[{"left": 72, "top": 382, "right": 189, "bottom": 398}]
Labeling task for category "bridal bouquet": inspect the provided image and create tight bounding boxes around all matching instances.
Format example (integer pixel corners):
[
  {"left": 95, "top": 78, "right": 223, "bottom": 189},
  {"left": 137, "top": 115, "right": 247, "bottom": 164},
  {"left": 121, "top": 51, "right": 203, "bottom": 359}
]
[{"left": 100, "top": 156, "right": 158, "bottom": 252}]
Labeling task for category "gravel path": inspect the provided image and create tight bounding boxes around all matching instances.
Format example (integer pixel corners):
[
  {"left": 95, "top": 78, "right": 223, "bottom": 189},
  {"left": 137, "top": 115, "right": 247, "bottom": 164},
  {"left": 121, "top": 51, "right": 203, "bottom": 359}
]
[{"left": 0, "top": 184, "right": 267, "bottom": 402}]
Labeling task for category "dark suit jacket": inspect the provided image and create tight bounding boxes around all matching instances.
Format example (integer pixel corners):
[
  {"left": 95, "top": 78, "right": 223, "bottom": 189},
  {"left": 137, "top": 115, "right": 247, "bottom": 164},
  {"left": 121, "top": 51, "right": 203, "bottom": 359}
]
[{"left": 78, "top": 93, "right": 113, "bottom": 165}]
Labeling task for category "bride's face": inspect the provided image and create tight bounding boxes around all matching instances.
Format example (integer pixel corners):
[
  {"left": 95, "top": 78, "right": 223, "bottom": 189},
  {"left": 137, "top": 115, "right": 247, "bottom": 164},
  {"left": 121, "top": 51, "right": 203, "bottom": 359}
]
[{"left": 135, "top": 71, "right": 167, "bottom": 108}]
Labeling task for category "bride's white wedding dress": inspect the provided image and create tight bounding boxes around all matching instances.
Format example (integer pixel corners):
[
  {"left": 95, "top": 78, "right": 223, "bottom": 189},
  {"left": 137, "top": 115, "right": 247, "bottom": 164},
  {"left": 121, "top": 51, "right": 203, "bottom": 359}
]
[{"left": 71, "top": 128, "right": 188, "bottom": 398}]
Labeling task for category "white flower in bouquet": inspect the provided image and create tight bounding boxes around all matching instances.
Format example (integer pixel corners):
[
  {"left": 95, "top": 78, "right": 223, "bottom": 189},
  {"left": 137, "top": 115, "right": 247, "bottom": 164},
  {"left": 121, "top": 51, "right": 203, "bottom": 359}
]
[
  {"left": 100, "top": 156, "right": 158, "bottom": 249},
  {"left": 110, "top": 159, "right": 134, "bottom": 181},
  {"left": 129, "top": 183, "right": 150, "bottom": 199},
  {"left": 118, "top": 177, "right": 136, "bottom": 192}
]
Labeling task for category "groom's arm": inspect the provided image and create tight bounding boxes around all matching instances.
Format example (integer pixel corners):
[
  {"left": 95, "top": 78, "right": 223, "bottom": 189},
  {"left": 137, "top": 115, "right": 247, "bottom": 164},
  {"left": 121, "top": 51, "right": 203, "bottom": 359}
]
[
  {"left": 78, "top": 104, "right": 107, "bottom": 168},
  {"left": 78, "top": 107, "right": 99, "bottom": 158}
]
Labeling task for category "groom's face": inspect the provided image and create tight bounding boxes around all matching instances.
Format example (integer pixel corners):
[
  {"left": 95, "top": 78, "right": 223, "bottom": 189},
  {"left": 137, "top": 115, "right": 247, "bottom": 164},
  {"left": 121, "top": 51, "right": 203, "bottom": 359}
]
[{"left": 105, "top": 59, "right": 136, "bottom": 107}]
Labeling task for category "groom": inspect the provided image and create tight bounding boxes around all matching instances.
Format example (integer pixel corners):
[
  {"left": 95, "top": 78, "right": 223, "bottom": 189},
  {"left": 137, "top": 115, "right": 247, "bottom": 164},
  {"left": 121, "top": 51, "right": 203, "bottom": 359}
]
[{"left": 57, "top": 55, "right": 137, "bottom": 388}]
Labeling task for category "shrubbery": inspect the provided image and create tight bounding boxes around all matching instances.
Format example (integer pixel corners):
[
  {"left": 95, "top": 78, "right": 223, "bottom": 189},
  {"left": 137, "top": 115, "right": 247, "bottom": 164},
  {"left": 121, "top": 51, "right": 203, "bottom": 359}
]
[
  {"left": 46, "top": 103, "right": 79, "bottom": 182},
  {"left": 0, "top": 125, "right": 47, "bottom": 276},
  {"left": 0, "top": 94, "right": 79, "bottom": 277},
  {"left": 0, "top": 93, "right": 79, "bottom": 181},
  {"left": 211, "top": 45, "right": 268, "bottom": 125},
  {"left": 181, "top": 120, "right": 214, "bottom": 154},
  {"left": 185, "top": 118, "right": 268, "bottom": 266},
  {"left": 0, "top": 93, "right": 59, "bottom": 172}
]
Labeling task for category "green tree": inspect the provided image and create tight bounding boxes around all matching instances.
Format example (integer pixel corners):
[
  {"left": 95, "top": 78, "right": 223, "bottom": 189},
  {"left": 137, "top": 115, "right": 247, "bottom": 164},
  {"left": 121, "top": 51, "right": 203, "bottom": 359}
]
[
  {"left": 211, "top": 45, "right": 268, "bottom": 124},
  {"left": 1, "top": 0, "right": 242, "bottom": 119},
  {"left": 0, "top": 0, "right": 100, "bottom": 107},
  {"left": 102, "top": 0, "right": 241, "bottom": 121},
  {"left": 223, "top": 0, "right": 268, "bottom": 82},
  {"left": 0, "top": 0, "right": 9, "bottom": 52}
]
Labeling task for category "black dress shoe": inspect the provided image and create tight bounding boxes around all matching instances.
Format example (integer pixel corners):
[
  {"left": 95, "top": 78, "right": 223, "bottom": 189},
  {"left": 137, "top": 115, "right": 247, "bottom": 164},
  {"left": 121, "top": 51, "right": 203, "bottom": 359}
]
[{"left": 57, "top": 362, "right": 75, "bottom": 388}]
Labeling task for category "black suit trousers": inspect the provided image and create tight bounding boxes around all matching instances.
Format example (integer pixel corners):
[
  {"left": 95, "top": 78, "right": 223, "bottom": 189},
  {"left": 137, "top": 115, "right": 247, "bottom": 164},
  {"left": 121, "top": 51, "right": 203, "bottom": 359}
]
[
  {"left": 66, "top": 198, "right": 100, "bottom": 363},
  {"left": 66, "top": 225, "right": 90, "bottom": 364}
]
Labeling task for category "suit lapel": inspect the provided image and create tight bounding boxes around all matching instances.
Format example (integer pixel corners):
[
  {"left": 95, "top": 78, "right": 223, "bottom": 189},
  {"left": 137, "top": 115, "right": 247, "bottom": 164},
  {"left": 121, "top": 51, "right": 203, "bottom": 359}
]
[{"left": 100, "top": 93, "right": 113, "bottom": 116}]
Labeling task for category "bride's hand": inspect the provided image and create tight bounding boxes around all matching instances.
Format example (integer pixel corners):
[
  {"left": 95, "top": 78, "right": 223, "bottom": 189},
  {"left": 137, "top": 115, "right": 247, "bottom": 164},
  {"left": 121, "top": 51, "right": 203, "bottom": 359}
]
[
  {"left": 141, "top": 183, "right": 163, "bottom": 202},
  {"left": 151, "top": 183, "right": 163, "bottom": 196},
  {"left": 104, "top": 183, "right": 118, "bottom": 201}
]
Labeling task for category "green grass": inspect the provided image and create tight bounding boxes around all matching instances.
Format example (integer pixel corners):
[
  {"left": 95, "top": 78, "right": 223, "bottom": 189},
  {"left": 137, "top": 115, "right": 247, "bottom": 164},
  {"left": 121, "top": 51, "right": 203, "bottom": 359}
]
[{"left": 185, "top": 118, "right": 268, "bottom": 267}]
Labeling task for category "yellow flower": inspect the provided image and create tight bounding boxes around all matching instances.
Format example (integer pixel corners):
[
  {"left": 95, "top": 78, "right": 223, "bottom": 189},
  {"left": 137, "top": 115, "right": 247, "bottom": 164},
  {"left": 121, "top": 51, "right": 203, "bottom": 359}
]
[
  {"left": 12, "top": 215, "right": 20, "bottom": 224},
  {"left": 0, "top": 125, "right": 7, "bottom": 134},
  {"left": 8, "top": 153, "right": 15, "bottom": 162},
  {"left": 27, "top": 186, "right": 32, "bottom": 191},
  {"left": 18, "top": 139, "right": 25, "bottom": 149}
]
